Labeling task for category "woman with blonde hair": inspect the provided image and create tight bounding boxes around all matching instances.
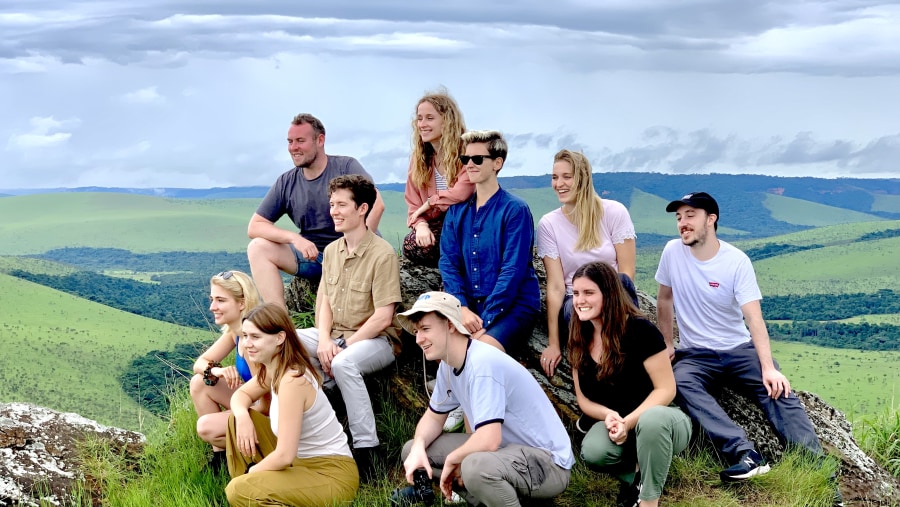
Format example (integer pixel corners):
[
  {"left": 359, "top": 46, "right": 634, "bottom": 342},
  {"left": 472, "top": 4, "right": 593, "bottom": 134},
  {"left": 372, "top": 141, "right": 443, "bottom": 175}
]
[
  {"left": 537, "top": 149, "right": 637, "bottom": 377},
  {"left": 403, "top": 89, "right": 474, "bottom": 267},
  {"left": 569, "top": 262, "right": 690, "bottom": 507},
  {"left": 190, "top": 270, "right": 264, "bottom": 468},
  {"left": 225, "top": 303, "right": 358, "bottom": 507}
]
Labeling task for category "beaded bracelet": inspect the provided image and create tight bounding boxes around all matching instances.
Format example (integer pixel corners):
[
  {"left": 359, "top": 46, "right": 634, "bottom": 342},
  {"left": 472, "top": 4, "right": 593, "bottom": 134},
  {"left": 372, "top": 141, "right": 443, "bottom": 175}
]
[{"left": 203, "top": 361, "right": 222, "bottom": 386}]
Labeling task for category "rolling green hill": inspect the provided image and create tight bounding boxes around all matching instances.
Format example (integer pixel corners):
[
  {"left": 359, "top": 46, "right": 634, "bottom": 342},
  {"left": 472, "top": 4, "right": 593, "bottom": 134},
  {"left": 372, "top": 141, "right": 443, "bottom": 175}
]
[
  {"left": 0, "top": 271, "right": 215, "bottom": 431},
  {"left": 753, "top": 236, "right": 900, "bottom": 296},
  {"left": 0, "top": 255, "right": 79, "bottom": 275},
  {"left": 0, "top": 193, "right": 263, "bottom": 255},
  {"left": 763, "top": 193, "right": 886, "bottom": 226}
]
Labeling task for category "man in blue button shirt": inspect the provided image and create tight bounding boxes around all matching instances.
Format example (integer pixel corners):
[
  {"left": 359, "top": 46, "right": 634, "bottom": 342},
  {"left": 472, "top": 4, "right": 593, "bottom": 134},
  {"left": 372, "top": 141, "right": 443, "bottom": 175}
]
[{"left": 439, "top": 130, "right": 541, "bottom": 355}]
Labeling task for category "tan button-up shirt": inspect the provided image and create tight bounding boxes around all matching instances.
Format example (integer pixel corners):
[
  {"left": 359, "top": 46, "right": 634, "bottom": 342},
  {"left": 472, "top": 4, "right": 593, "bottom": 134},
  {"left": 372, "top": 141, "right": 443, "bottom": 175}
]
[{"left": 319, "top": 229, "right": 402, "bottom": 353}]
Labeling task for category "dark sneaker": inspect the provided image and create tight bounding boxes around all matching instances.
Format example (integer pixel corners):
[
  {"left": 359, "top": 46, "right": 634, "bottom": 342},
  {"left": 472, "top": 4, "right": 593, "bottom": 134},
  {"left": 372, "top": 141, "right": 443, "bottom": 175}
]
[
  {"left": 208, "top": 450, "right": 227, "bottom": 475},
  {"left": 615, "top": 471, "right": 641, "bottom": 507},
  {"left": 720, "top": 450, "right": 771, "bottom": 482}
]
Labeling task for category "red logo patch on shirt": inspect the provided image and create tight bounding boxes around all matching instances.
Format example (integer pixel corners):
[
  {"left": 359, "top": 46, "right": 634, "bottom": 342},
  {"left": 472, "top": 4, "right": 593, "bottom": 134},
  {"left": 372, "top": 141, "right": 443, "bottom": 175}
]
[{"left": 708, "top": 281, "right": 720, "bottom": 288}]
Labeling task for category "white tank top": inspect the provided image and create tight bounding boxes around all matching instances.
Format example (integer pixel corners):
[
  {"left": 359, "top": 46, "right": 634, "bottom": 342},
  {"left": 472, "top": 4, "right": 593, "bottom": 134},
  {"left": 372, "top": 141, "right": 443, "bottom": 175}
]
[{"left": 270, "top": 370, "right": 352, "bottom": 458}]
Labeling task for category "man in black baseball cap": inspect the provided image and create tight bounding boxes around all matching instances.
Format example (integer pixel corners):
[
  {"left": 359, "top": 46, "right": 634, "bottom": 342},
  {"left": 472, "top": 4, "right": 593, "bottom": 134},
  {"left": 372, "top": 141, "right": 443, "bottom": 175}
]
[
  {"left": 665, "top": 192, "right": 719, "bottom": 230},
  {"left": 654, "top": 191, "right": 842, "bottom": 505}
]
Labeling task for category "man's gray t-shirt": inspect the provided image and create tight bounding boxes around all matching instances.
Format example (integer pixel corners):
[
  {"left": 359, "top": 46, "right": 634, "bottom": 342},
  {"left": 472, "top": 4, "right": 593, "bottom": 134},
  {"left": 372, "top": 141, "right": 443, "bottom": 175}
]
[{"left": 256, "top": 155, "right": 372, "bottom": 251}]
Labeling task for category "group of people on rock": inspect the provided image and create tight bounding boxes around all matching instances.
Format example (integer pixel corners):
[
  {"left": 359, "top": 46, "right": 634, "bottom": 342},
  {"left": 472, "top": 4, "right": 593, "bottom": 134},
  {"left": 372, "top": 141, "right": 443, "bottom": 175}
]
[{"left": 186, "top": 90, "right": 840, "bottom": 507}]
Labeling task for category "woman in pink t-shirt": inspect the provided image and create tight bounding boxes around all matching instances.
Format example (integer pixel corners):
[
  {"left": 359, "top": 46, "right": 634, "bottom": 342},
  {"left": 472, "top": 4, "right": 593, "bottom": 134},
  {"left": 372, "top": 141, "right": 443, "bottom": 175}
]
[
  {"left": 402, "top": 90, "right": 474, "bottom": 267},
  {"left": 537, "top": 150, "right": 637, "bottom": 377}
]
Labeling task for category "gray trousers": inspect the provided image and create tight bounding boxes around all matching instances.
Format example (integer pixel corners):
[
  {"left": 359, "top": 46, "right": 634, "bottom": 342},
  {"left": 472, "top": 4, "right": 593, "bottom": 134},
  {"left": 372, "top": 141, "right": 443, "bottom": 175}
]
[
  {"left": 673, "top": 342, "right": 823, "bottom": 463},
  {"left": 581, "top": 405, "right": 691, "bottom": 501},
  {"left": 401, "top": 433, "right": 570, "bottom": 507},
  {"left": 298, "top": 328, "right": 395, "bottom": 449}
]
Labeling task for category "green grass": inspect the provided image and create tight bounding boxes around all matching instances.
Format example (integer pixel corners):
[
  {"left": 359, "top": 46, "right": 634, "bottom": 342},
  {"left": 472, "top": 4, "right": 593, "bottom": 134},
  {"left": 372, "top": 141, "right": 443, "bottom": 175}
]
[
  {"left": 859, "top": 404, "right": 900, "bottom": 477},
  {"left": 0, "top": 271, "right": 215, "bottom": 431},
  {"left": 753, "top": 236, "right": 900, "bottom": 296},
  {"left": 0, "top": 193, "right": 267, "bottom": 255},
  {"left": 772, "top": 341, "right": 900, "bottom": 418},
  {"left": 837, "top": 314, "right": 900, "bottom": 325},
  {"left": 0, "top": 255, "right": 79, "bottom": 275},
  {"left": 735, "top": 220, "right": 900, "bottom": 250},
  {"left": 762, "top": 193, "right": 885, "bottom": 227},
  {"left": 72, "top": 382, "right": 847, "bottom": 507}
]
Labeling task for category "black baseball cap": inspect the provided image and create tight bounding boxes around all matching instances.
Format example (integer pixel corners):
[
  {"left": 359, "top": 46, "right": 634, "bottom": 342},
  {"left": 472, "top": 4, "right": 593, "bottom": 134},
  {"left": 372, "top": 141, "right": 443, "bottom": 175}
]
[{"left": 665, "top": 191, "right": 720, "bottom": 217}]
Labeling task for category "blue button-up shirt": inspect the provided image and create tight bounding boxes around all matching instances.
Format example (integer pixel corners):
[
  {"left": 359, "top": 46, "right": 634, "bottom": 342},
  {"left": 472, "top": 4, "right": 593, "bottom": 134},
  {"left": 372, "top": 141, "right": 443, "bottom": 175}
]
[{"left": 439, "top": 187, "right": 541, "bottom": 328}]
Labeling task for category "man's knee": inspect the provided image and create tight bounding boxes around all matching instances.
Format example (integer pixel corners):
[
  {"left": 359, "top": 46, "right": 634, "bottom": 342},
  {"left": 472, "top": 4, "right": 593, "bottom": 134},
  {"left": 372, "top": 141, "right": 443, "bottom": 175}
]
[
  {"left": 400, "top": 440, "right": 414, "bottom": 461},
  {"left": 246, "top": 237, "right": 273, "bottom": 259},
  {"left": 330, "top": 353, "right": 359, "bottom": 379},
  {"left": 460, "top": 452, "right": 502, "bottom": 489}
]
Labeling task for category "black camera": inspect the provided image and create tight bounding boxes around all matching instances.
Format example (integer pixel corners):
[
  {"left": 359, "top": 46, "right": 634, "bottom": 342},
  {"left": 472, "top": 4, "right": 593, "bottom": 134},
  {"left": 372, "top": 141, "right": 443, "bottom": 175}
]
[{"left": 389, "top": 468, "right": 436, "bottom": 506}]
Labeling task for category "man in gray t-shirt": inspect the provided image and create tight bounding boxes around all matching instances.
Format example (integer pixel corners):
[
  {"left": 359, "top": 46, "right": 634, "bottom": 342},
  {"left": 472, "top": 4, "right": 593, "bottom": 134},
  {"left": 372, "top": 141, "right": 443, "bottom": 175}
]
[{"left": 247, "top": 113, "right": 385, "bottom": 308}]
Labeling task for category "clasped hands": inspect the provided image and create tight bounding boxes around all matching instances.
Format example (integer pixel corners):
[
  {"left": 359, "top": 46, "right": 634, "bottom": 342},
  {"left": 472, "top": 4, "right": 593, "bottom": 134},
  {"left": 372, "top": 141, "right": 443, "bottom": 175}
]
[{"left": 605, "top": 411, "right": 628, "bottom": 445}]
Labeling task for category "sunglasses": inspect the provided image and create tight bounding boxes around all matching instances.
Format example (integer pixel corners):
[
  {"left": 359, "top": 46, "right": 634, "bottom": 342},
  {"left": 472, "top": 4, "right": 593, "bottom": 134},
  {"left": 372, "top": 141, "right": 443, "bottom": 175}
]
[
  {"left": 459, "top": 155, "right": 495, "bottom": 165},
  {"left": 216, "top": 271, "right": 234, "bottom": 280}
]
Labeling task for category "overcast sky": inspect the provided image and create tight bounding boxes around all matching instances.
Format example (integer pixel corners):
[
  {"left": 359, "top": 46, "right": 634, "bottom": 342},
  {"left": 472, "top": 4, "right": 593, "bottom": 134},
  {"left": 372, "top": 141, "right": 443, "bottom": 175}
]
[{"left": 2, "top": 1, "right": 899, "bottom": 189}]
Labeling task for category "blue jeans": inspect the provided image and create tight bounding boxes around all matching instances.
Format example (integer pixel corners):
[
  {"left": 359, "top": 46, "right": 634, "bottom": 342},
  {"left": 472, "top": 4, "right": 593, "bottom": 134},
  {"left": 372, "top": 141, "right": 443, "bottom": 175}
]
[
  {"left": 673, "top": 342, "right": 822, "bottom": 463},
  {"left": 289, "top": 245, "right": 323, "bottom": 281}
]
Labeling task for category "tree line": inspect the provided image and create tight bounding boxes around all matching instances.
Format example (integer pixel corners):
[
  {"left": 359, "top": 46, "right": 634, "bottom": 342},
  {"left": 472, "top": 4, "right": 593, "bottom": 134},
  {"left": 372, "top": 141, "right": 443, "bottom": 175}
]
[
  {"left": 762, "top": 289, "right": 899, "bottom": 320},
  {"left": 9, "top": 270, "right": 212, "bottom": 329},
  {"left": 768, "top": 320, "right": 899, "bottom": 351}
]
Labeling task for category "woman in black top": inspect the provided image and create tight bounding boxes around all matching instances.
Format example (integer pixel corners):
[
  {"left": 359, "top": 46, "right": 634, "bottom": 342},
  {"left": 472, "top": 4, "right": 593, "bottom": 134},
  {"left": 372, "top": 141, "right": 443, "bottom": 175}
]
[{"left": 569, "top": 261, "right": 691, "bottom": 507}]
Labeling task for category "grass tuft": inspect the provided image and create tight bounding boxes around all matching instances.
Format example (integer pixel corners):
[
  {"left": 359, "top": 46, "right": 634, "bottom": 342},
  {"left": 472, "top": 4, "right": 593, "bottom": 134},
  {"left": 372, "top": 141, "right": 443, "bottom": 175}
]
[{"left": 859, "top": 403, "right": 900, "bottom": 477}]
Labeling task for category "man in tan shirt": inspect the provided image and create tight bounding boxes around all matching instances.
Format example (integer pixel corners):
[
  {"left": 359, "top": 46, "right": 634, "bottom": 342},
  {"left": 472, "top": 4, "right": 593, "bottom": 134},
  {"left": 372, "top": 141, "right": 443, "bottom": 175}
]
[{"left": 296, "top": 174, "right": 401, "bottom": 481}]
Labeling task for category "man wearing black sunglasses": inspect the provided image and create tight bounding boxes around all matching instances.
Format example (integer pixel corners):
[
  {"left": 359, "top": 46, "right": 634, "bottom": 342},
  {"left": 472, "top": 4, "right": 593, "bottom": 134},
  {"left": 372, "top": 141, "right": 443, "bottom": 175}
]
[{"left": 439, "top": 130, "right": 541, "bottom": 356}]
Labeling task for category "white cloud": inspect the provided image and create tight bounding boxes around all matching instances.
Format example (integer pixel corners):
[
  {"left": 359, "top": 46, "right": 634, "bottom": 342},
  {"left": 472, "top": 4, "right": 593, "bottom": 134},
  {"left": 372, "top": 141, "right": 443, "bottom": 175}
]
[
  {"left": 6, "top": 115, "right": 80, "bottom": 150},
  {"left": 121, "top": 86, "right": 165, "bottom": 104},
  {"left": 7, "top": 131, "right": 71, "bottom": 149}
]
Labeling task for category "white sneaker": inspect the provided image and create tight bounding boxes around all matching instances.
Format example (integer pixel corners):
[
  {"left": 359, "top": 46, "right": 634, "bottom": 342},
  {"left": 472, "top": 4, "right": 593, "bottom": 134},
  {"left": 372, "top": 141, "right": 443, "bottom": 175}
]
[{"left": 442, "top": 407, "right": 465, "bottom": 432}]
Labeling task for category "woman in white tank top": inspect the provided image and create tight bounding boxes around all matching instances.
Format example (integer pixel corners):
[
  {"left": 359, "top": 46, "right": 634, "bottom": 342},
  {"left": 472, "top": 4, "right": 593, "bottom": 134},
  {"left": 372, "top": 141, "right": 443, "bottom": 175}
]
[{"left": 224, "top": 303, "right": 358, "bottom": 507}]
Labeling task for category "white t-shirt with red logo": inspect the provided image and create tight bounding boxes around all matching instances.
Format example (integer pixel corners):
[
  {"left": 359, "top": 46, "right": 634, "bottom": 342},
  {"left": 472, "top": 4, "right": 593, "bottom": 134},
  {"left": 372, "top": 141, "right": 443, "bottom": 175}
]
[{"left": 655, "top": 239, "right": 762, "bottom": 350}]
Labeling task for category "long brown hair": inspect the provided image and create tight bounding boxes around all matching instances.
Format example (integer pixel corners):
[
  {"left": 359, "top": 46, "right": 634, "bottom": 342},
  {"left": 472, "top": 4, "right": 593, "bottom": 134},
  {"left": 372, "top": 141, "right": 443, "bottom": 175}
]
[
  {"left": 554, "top": 150, "right": 604, "bottom": 251},
  {"left": 567, "top": 262, "right": 643, "bottom": 380},
  {"left": 409, "top": 89, "right": 466, "bottom": 189},
  {"left": 242, "top": 303, "right": 321, "bottom": 394}
]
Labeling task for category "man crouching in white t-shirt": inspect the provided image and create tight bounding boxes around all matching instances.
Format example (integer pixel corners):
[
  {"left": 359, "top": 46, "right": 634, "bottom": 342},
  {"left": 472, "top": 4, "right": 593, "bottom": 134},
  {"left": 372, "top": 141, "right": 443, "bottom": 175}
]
[{"left": 394, "top": 291, "right": 573, "bottom": 507}]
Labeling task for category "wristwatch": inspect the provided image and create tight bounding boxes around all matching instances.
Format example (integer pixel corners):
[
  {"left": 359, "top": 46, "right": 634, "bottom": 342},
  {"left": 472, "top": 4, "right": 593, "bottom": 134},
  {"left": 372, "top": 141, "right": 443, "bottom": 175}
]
[{"left": 334, "top": 337, "right": 348, "bottom": 349}]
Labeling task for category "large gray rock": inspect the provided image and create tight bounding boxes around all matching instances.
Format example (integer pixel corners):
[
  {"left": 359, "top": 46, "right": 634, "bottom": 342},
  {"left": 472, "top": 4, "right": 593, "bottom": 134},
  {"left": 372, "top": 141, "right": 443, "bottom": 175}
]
[
  {"left": 0, "top": 402, "right": 144, "bottom": 506},
  {"left": 286, "top": 255, "right": 899, "bottom": 505}
]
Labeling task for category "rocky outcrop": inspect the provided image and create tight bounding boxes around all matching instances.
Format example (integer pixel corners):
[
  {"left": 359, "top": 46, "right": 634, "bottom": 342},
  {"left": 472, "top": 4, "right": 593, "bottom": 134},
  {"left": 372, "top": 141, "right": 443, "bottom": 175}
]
[
  {"left": 286, "top": 256, "right": 899, "bottom": 505},
  {"left": 0, "top": 402, "right": 144, "bottom": 506}
]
